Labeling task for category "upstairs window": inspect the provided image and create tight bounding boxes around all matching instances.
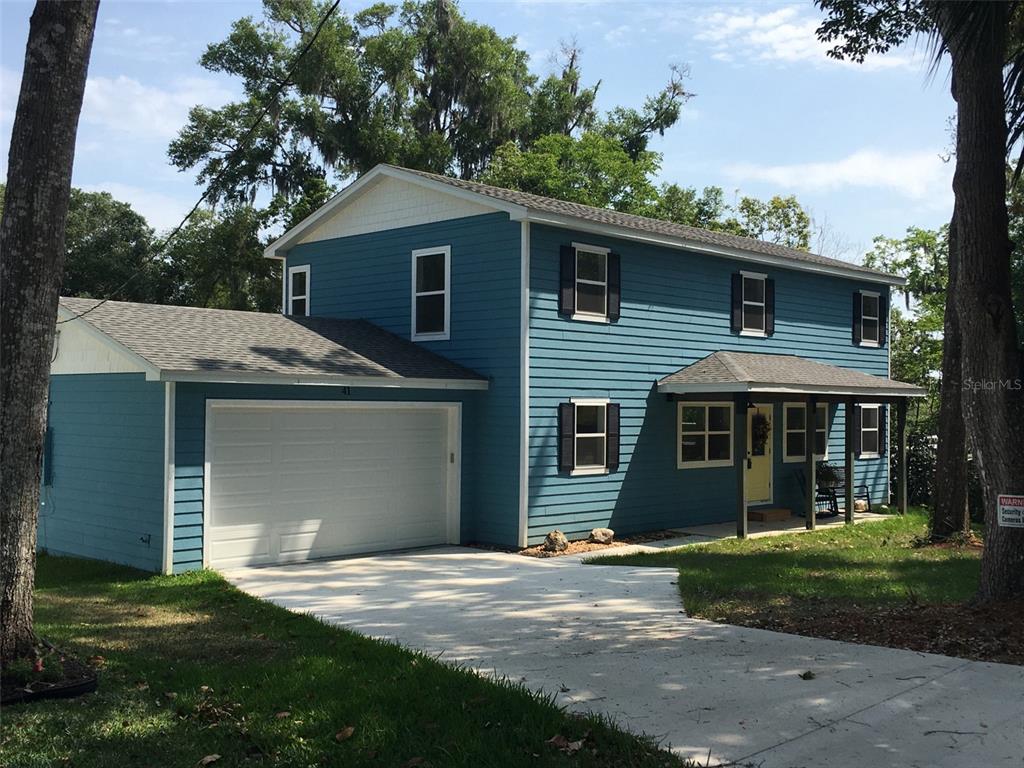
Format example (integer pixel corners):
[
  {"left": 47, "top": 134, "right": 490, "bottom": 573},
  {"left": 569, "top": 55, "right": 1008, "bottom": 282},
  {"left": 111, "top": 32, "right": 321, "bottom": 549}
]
[
  {"left": 678, "top": 402, "right": 733, "bottom": 469},
  {"left": 853, "top": 290, "right": 885, "bottom": 347},
  {"left": 412, "top": 246, "right": 450, "bottom": 341},
  {"left": 559, "top": 243, "right": 621, "bottom": 322},
  {"left": 731, "top": 272, "right": 775, "bottom": 336},
  {"left": 288, "top": 265, "right": 310, "bottom": 316},
  {"left": 783, "top": 402, "right": 829, "bottom": 462}
]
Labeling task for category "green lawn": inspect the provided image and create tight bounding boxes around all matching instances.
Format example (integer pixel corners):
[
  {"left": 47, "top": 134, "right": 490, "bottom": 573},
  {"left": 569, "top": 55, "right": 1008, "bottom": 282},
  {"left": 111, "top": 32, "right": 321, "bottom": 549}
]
[
  {"left": 588, "top": 511, "right": 981, "bottom": 618},
  {"left": 1, "top": 554, "right": 690, "bottom": 768}
]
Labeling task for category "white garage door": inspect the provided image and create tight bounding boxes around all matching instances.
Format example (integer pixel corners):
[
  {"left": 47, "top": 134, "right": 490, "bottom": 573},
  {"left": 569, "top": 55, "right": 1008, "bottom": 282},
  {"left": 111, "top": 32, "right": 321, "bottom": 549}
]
[{"left": 205, "top": 401, "right": 456, "bottom": 568}]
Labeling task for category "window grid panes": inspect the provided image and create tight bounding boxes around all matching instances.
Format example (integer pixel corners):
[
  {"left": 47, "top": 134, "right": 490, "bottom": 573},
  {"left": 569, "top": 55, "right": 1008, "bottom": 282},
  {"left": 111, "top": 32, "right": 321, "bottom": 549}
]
[
  {"left": 679, "top": 404, "right": 733, "bottom": 467},
  {"left": 575, "top": 249, "right": 608, "bottom": 317},
  {"left": 784, "top": 403, "right": 828, "bottom": 461},
  {"left": 742, "top": 275, "right": 766, "bottom": 333},
  {"left": 574, "top": 403, "right": 607, "bottom": 469},
  {"left": 861, "top": 293, "right": 880, "bottom": 344}
]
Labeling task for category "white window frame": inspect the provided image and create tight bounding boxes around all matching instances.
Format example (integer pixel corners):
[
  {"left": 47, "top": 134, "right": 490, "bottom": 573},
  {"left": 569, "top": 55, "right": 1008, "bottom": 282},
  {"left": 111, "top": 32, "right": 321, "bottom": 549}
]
[
  {"left": 860, "top": 290, "right": 880, "bottom": 347},
  {"left": 572, "top": 242, "right": 610, "bottom": 323},
  {"left": 782, "top": 402, "right": 829, "bottom": 463},
  {"left": 860, "top": 404, "right": 881, "bottom": 457},
  {"left": 677, "top": 401, "right": 734, "bottom": 470},
  {"left": 287, "top": 264, "right": 310, "bottom": 316},
  {"left": 411, "top": 245, "right": 451, "bottom": 341},
  {"left": 740, "top": 271, "right": 767, "bottom": 337},
  {"left": 571, "top": 397, "right": 609, "bottom": 476}
]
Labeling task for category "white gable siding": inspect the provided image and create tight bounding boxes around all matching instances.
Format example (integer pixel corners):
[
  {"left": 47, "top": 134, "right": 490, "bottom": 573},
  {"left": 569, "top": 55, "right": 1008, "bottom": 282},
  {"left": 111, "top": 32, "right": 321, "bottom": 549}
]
[
  {"left": 298, "top": 176, "right": 494, "bottom": 245},
  {"left": 51, "top": 320, "right": 146, "bottom": 375}
]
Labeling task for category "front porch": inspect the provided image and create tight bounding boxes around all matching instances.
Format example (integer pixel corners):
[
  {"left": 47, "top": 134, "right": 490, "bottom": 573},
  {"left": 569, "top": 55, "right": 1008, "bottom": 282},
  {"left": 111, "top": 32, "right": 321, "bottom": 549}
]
[
  {"left": 675, "top": 509, "right": 892, "bottom": 543},
  {"left": 657, "top": 351, "right": 925, "bottom": 539}
]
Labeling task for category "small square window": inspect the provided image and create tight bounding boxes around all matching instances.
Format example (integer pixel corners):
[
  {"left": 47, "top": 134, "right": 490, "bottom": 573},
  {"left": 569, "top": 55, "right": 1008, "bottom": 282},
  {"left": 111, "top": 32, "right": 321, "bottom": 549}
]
[{"left": 678, "top": 403, "right": 733, "bottom": 469}]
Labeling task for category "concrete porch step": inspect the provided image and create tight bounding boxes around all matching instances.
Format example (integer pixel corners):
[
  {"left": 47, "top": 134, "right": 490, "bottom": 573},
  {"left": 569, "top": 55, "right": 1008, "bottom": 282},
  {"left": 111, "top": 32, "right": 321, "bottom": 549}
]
[{"left": 747, "top": 507, "right": 793, "bottom": 522}]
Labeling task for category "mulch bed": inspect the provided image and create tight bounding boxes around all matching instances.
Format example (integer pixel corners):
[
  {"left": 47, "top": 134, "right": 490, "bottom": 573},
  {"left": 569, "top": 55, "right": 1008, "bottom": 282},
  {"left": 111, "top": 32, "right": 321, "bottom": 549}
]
[
  {"left": 1, "top": 641, "right": 98, "bottom": 706},
  {"left": 702, "top": 597, "right": 1024, "bottom": 666},
  {"left": 518, "top": 530, "right": 686, "bottom": 558}
]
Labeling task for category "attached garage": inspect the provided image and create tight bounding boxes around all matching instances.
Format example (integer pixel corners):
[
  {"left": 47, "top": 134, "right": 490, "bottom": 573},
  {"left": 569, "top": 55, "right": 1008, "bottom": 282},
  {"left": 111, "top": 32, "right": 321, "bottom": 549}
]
[
  {"left": 47, "top": 298, "right": 488, "bottom": 573},
  {"left": 205, "top": 400, "right": 460, "bottom": 568}
]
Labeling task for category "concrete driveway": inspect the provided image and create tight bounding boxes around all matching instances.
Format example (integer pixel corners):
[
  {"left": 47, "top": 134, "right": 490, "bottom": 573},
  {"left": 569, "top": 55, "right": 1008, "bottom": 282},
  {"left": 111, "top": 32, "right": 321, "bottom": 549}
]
[{"left": 224, "top": 547, "right": 1024, "bottom": 767}]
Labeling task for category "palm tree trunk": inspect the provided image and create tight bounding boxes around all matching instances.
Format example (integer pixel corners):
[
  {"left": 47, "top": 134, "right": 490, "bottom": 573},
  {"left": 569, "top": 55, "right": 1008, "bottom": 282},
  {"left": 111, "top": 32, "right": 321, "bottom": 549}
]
[
  {"left": 934, "top": 2, "right": 1024, "bottom": 602},
  {"left": 0, "top": 0, "right": 99, "bottom": 660}
]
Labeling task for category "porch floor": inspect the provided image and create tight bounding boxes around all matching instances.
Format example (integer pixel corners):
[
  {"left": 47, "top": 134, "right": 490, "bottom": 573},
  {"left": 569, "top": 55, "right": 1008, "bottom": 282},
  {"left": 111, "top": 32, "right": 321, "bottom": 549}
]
[{"left": 571, "top": 511, "right": 892, "bottom": 560}]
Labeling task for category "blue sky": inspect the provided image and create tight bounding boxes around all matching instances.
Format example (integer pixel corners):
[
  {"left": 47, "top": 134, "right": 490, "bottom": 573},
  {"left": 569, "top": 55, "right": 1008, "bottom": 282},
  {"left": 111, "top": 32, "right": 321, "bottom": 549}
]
[{"left": 1, "top": 0, "right": 955, "bottom": 262}]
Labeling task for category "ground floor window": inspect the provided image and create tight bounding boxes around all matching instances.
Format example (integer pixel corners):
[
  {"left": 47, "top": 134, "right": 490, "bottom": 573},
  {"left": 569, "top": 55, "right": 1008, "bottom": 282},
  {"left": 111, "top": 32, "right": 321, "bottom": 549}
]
[
  {"left": 783, "top": 402, "right": 828, "bottom": 461},
  {"left": 678, "top": 402, "right": 733, "bottom": 469},
  {"left": 859, "top": 405, "right": 881, "bottom": 456}
]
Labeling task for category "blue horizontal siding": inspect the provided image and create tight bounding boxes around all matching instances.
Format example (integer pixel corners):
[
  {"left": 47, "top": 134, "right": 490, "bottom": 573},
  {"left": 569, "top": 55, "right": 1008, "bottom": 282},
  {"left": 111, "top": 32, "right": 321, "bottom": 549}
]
[
  {"left": 286, "top": 212, "right": 522, "bottom": 547},
  {"left": 527, "top": 224, "right": 891, "bottom": 542},
  {"left": 171, "top": 382, "right": 485, "bottom": 572},
  {"left": 40, "top": 373, "right": 165, "bottom": 570}
]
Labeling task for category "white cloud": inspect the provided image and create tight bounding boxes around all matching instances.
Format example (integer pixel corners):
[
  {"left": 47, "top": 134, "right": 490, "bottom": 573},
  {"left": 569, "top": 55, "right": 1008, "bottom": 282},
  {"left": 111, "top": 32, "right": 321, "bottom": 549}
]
[
  {"left": 81, "top": 75, "right": 235, "bottom": 142},
  {"left": 696, "top": 4, "right": 918, "bottom": 71},
  {"left": 725, "top": 148, "right": 953, "bottom": 202}
]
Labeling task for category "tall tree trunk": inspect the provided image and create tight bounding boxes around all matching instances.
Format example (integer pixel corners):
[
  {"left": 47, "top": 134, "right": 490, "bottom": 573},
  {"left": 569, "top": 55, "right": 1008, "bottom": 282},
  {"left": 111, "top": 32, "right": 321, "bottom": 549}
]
[
  {"left": 935, "top": 3, "right": 1024, "bottom": 602},
  {"left": 931, "top": 213, "right": 970, "bottom": 539},
  {"left": 0, "top": 0, "right": 99, "bottom": 660}
]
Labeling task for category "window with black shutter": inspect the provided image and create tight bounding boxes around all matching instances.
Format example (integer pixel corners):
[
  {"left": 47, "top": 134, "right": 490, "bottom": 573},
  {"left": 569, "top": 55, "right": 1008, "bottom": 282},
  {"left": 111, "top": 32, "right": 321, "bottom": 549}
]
[
  {"left": 732, "top": 272, "right": 772, "bottom": 336},
  {"left": 559, "top": 243, "right": 620, "bottom": 322},
  {"left": 558, "top": 399, "right": 620, "bottom": 474}
]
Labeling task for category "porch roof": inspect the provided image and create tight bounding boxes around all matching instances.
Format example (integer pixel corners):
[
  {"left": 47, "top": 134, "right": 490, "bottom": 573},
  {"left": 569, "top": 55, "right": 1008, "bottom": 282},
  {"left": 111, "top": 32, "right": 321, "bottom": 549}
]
[{"left": 657, "top": 351, "right": 925, "bottom": 398}]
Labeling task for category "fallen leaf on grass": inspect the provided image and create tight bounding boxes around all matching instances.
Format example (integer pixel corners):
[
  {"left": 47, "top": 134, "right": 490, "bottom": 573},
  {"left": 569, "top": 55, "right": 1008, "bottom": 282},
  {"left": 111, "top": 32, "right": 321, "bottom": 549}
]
[
  {"left": 335, "top": 726, "right": 355, "bottom": 742},
  {"left": 164, "top": 692, "right": 178, "bottom": 700},
  {"left": 196, "top": 755, "right": 221, "bottom": 766},
  {"left": 274, "top": 711, "right": 291, "bottom": 719},
  {"left": 88, "top": 655, "right": 106, "bottom": 667},
  {"left": 546, "top": 733, "right": 584, "bottom": 754}
]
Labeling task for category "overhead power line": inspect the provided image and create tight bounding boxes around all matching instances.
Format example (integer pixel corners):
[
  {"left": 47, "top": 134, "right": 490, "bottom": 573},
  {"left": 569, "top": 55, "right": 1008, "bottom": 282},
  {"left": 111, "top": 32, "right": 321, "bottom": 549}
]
[{"left": 58, "top": 0, "right": 342, "bottom": 325}]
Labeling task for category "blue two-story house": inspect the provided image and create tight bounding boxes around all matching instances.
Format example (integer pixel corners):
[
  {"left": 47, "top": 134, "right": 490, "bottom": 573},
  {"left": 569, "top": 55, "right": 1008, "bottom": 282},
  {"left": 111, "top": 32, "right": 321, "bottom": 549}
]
[{"left": 44, "top": 164, "right": 922, "bottom": 573}]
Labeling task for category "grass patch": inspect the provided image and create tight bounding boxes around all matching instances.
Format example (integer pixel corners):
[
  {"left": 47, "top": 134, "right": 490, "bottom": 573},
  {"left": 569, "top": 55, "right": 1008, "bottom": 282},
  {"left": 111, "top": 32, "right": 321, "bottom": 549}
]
[
  {"left": 587, "top": 511, "right": 1020, "bottom": 664},
  {"left": 1, "top": 554, "right": 690, "bottom": 768}
]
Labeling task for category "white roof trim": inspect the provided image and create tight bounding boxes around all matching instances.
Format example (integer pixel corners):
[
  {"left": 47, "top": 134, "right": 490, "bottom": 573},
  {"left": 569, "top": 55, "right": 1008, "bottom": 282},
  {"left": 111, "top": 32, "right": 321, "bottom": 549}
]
[
  {"left": 56, "top": 306, "right": 163, "bottom": 380},
  {"left": 657, "top": 380, "right": 924, "bottom": 397},
  {"left": 263, "top": 165, "right": 528, "bottom": 259},
  {"left": 159, "top": 369, "right": 489, "bottom": 390}
]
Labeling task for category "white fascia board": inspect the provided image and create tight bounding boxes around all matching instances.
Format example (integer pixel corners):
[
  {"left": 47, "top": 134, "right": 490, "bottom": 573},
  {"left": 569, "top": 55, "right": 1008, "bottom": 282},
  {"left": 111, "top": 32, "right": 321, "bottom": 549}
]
[
  {"left": 55, "top": 306, "right": 163, "bottom": 380},
  {"left": 657, "top": 380, "right": 924, "bottom": 397},
  {"left": 263, "top": 164, "right": 528, "bottom": 259},
  {"left": 524, "top": 213, "right": 906, "bottom": 287},
  {"left": 159, "top": 369, "right": 489, "bottom": 390}
]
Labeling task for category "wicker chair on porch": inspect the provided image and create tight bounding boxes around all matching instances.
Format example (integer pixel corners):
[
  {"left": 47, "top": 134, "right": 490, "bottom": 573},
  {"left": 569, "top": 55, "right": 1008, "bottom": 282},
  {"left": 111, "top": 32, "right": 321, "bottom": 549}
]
[{"left": 795, "top": 463, "right": 871, "bottom": 518}]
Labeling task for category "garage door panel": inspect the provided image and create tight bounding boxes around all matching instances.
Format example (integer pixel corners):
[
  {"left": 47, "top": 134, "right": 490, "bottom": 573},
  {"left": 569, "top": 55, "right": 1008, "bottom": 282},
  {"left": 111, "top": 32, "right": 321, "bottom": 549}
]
[{"left": 207, "top": 403, "right": 453, "bottom": 568}]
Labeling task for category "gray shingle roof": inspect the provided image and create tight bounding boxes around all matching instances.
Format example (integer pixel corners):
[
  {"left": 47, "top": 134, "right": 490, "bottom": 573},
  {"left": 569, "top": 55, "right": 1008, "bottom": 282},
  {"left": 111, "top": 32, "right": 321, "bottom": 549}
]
[
  {"left": 394, "top": 165, "right": 897, "bottom": 282},
  {"left": 58, "top": 297, "right": 487, "bottom": 387},
  {"left": 657, "top": 351, "right": 923, "bottom": 396}
]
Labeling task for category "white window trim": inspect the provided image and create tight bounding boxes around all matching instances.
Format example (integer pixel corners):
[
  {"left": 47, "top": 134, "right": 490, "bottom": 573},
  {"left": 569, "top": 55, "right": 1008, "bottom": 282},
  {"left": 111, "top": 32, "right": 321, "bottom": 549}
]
[
  {"left": 287, "top": 264, "right": 310, "bottom": 316},
  {"left": 740, "top": 271, "right": 767, "bottom": 337},
  {"left": 859, "top": 290, "right": 881, "bottom": 347},
  {"left": 859, "top": 404, "right": 882, "bottom": 458},
  {"left": 677, "top": 401, "right": 734, "bottom": 470},
  {"left": 411, "top": 245, "right": 451, "bottom": 341},
  {"left": 571, "top": 397, "right": 609, "bottom": 475},
  {"left": 572, "top": 243, "right": 610, "bottom": 322},
  {"left": 782, "top": 402, "right": 829, "bottom": 463}
]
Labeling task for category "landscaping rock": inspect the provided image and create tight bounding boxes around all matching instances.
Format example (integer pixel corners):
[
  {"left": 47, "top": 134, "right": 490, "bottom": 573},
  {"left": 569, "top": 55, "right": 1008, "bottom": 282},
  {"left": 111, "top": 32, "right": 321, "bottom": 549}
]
[
  {"left": 854, "top": 499, "right": 869, "bottom": 513},
  {"left": 543, "top": 530, "right": 569, "bottom": 552},
  {"left": 588, "top": 528, "right": 615, "bottom": 545}
]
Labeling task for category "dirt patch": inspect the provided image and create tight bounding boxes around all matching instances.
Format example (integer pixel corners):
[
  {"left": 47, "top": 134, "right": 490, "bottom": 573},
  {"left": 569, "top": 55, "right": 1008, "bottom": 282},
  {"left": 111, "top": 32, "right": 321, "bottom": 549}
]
[
  {"left": 517, "top": 530, "right": 687, "bottom": 558},
  {"left": 698, "top": 597, "right": 1024, "bottom": 665}
]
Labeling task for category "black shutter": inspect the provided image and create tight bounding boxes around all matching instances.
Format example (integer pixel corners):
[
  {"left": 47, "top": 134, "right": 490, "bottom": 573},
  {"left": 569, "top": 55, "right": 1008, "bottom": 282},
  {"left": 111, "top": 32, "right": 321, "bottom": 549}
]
[
  {"left": 852, "top": 405, "right": 863, "bottom": 456},
  {"left": 606, "top": 403, "right": 620, "bottom": 471},
  {"left": 730, "top": 273, "right": 743, "bottom": 332},
  {"left": 852, "top": 291, "right": 863, "bottom": 344},
  {"left": 559, "top": 245, "right": 575, "bottom": 316},
  {"left": 607, "top": 252, "right": 621, "bottom": 321},
  {"left": 558, "top": 402, "right": 575, "bottom": 472},
  {"left": 765, "top": 278, "right": 776, "bottom": 336},
  {"left": 878, "top": 292, "right": 887, "bottom": 347},
  {"left": 880, "top": 405, "right": 888, "bottom": 456}
]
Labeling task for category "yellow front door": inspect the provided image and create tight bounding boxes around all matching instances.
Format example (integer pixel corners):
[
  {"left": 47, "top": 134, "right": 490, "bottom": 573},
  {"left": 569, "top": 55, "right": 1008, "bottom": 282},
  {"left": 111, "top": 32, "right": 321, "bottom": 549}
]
[{"left": 746, "top": 405, "right": 773, "bottom": 504}]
